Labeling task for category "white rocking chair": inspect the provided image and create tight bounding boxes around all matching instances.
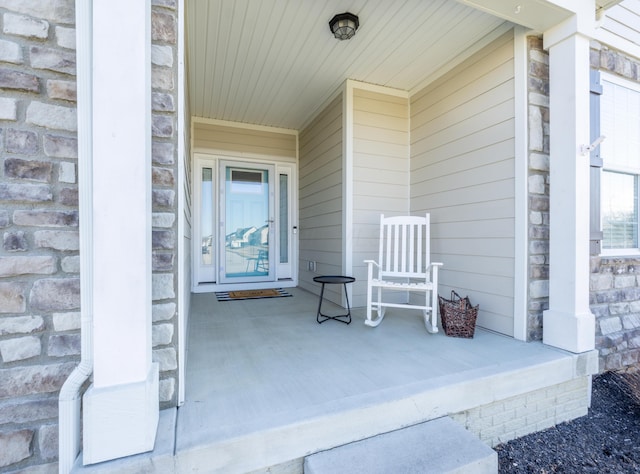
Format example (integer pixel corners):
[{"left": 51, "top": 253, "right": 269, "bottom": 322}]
[{"left": 364, "top": 214, "right": 443, "bottom": 333}]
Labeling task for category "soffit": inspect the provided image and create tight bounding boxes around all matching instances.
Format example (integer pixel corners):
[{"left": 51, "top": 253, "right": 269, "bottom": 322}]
[
  {"left": 456, "top": 0, "right": 574, "bottom": 31},
  {"left": 186, "top": 0, "right": 510, "bottom": 130}
]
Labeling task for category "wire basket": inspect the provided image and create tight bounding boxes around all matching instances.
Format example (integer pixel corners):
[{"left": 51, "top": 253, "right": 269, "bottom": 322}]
[{"left": 438, "top": 290, "right": 478, "bottom": 338}]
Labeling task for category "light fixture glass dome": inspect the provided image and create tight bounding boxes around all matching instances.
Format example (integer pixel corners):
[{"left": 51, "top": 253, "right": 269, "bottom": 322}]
[{"left": 329, "top": 12, "right": 359, "bottom": 40}]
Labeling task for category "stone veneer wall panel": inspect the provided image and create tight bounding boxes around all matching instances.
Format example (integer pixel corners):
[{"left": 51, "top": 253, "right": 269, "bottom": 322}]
[
  {"left": 0, "top": 1, "right": 78, "bottom": 470},
  {"left": 526, "top": 37, "right": 640, "bottom": 372},
  {"left": 0, "top": 0, "right": 180, "bottom": 470},
  {"left": 526, "top": 36, "right": 550, "bottom": 342},
  {"left": 151, "top": 0, "right": 179, "bottom": 410},
  {"left": 589, "top": 42, "right": 640, "bottom": 372}
]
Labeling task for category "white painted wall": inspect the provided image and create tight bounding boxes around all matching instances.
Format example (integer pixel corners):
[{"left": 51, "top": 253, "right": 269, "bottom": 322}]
[
  {"left": 410, "top": 30, "right": 516, "bottom": 336},
  {"left": 299, "top": 95, "right": 343, "bottom": 301}
]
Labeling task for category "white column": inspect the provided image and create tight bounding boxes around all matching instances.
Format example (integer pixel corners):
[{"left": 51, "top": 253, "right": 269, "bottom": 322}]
[
  {"left": 82, "top": 0, "right": 158, "bottom": 465},
  {"left": 542, "top": 29, "right": 595, "bottom": 353}
]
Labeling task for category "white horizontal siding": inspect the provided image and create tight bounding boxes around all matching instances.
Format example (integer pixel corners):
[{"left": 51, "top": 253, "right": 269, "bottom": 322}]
[
  {"left": 351, "top": 88, "right": 410, "bottom": 306},
  {"left": 410, "top": 30, "right": 516, "bottom": 336},
  {"left": 432, "top": 236, "right": 514, "bottom": 260},
  {"left": 440, "top": 254, "right": 513, "bottom": 277},
  {"left": 193, "top": 121, "right": 297, "bottom": 162},
  {"left": 595, "top": 0, "right": 640, "bottom": 58},
  {"left": 299, "top": 96, "right": 343, "bottom": 301},
  {"left": 411, "top": 139, "right": 515, "bottom": 184},
  {"left": 431, "top": 197, "right": 515, "bottom": 222}
]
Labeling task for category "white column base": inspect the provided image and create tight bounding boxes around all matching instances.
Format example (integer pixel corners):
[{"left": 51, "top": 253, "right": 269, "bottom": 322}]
[
  {"left": 543, "top": 309, "right": 595, "bottom": 353},
  {"left": 82, "top": 363, "right": 159, "bottom": 465}
]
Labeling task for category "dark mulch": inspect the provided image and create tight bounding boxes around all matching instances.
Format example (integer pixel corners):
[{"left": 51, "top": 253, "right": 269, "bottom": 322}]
[{"left": 496, "top": 370, "right": 640, "bottom": 473}]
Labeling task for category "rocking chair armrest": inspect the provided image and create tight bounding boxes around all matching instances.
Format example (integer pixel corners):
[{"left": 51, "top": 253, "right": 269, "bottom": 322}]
[
  {"left": 424, "top": 262, "right": 442, "bottom": 286},
  {"left": 364, "top": 260, "right": 380, "bottom": 280},
  {"left": 427, "top": 262, "right": 443, "bottom": 277}
]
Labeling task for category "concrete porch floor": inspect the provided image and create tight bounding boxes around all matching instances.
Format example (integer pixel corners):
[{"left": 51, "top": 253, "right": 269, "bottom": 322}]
[{"left": 74, "top": 286, "right": 597, "bottom": 473}]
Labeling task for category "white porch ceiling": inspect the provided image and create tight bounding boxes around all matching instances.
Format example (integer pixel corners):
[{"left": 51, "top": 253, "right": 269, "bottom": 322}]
[{"left": 186, "top": 0, "right": 514, "bottom": 130}]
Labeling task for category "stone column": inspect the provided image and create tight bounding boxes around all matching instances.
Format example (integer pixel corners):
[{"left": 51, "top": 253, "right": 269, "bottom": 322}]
[
  {"left": 82, "top": 0, "right": 159, "bottom": 464},
  {"left": 542, "top": 26, "right": 595, "bottom": 353}
]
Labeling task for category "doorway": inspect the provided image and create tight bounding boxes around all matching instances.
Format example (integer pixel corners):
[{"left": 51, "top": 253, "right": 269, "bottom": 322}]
[{"left": 193, "top": 155, "right": 296, "bottom": 291}]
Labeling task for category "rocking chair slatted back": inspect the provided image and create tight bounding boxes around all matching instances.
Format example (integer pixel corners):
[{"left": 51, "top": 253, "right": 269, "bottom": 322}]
[
  {"left": 379, "top": 215, "right": 430, "bottom": 278},
  {"left": 364, "top": 213, "right": 442, "bottom": 333}
]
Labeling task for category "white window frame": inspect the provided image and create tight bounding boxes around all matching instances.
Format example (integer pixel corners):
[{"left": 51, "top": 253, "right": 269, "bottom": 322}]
[{"left": 600, "top": 72, "right": 640, "bottom": 257}]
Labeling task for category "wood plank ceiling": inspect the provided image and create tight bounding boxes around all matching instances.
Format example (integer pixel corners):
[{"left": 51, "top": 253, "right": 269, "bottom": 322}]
[{"left": 186, "top": 0, "right": 512, "bottom": 130}]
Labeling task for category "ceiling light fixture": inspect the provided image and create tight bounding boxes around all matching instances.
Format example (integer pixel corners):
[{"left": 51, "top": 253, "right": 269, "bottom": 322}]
[{"left": 329, "top": 12, "right": 359, "bottom": 40}]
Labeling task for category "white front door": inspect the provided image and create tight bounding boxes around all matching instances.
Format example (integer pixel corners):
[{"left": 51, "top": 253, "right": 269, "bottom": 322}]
[
  {"left": 219, "top": 161, "right": 275, "bottom": 283},
  {"left": 193, "top": 155, "right": 296, "bottom": 290}
]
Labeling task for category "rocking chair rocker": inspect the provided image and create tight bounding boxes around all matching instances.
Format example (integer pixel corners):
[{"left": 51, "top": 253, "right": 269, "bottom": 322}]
[{"left": 364, "top": 214, "right": 443, "bottom": 333}]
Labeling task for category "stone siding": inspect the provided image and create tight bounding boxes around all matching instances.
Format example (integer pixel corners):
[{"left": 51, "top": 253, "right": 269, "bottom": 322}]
[
  {"left": 526, "top": 36, "right": 550, "bottom": 341},
  {"left": 589, "top": 44, "right": 640, "bottom": 372},
  {"left": 0, "top": 1, "right": 78, "bottom": 470},
  {"left": 151, "top": 0, "right": 179, "bottom": 410},
  {"left": 0, "top": 0, "right": 179, "bottom": 471},
  {"left": 524, "top": 38, "right": 640, "bottom": 374},
  {"left": 591, "top": 257, "right": 640, "bottom": 371}
]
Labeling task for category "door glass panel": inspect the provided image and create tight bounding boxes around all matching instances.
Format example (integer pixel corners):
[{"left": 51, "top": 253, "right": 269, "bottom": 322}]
[
  {"left": 279, "top": 174, "right": 289, "bottom": 264},
  {"left": 201, "top": 167, "right": 213, "bottom": 267},
  {"left": 224, "top": 167, "right": 270, "bottom": 279}
]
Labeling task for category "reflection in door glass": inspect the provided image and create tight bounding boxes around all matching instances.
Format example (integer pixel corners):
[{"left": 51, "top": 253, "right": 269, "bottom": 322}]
[
  {"left": 201, "top": 168, "right": 213, "bottom": 265},
  {"left": 225, "top": 167, "right": 270, "bottom": 278}
]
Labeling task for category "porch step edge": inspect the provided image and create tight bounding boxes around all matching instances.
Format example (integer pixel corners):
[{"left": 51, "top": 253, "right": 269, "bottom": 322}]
[{"left": 303, "top": 416, "right": 497, "bottom": 474}]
